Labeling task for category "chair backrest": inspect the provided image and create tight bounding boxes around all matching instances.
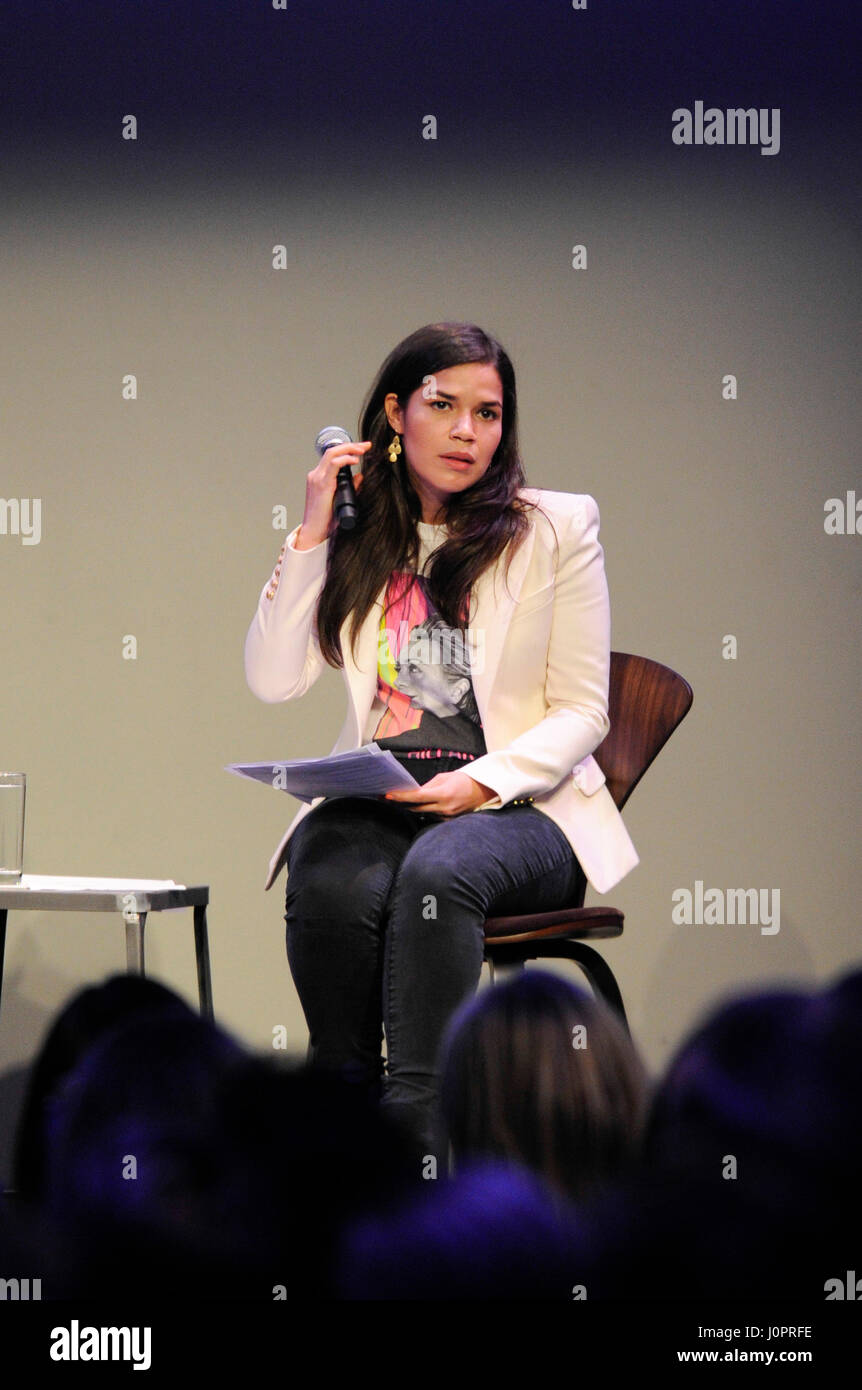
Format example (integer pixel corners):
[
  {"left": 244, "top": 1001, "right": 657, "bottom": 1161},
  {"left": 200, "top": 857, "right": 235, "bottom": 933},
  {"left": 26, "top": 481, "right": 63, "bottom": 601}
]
[{"left": 593, "top": 653, "right": 693, "bottom": 812}]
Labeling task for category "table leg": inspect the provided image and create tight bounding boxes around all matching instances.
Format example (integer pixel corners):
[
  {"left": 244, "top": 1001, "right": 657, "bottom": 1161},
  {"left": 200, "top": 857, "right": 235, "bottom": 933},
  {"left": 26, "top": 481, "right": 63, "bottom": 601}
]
[
  {"left": 193, "top": 903, "right": 214, "bottom": 1019},
  {"left": 124, "top": 911, "right": 146, "bottom": 976},
  {"left": 0, "top": 909, "right": 6, "bottom": 1014}
]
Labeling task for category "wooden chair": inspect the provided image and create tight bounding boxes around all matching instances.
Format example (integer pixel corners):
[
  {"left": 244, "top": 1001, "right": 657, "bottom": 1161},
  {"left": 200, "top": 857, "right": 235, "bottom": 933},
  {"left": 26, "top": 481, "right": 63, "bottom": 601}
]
[{"left": 482, "top": 653, "right": 693, "bottom": 1029}]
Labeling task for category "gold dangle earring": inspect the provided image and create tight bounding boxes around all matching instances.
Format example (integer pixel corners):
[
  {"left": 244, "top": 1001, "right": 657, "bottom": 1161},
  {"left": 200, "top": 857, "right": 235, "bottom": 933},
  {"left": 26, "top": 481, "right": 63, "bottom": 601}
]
[{"left": 388, "top": 432, "right": 402, "bottom": 464}]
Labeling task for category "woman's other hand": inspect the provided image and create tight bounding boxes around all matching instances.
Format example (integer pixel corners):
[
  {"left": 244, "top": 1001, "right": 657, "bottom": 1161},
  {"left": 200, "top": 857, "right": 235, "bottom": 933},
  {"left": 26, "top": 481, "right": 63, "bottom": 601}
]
[{"left": 383, "top": 770, "right": 496, "bottom": 815}]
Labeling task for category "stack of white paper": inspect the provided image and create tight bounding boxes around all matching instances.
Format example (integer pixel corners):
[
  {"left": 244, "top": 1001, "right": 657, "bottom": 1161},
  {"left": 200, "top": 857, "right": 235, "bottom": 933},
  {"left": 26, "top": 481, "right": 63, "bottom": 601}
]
[{"left": 225, "top": 744, "right": 420, "bottom": 804}]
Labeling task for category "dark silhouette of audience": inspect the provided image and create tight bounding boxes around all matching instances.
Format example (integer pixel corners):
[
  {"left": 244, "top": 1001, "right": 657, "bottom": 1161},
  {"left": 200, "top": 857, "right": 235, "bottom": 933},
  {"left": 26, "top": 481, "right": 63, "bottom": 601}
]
[
  {"left": 13, "top": 975, "right": 196, "bottom": 1205},
  {"left": 5, "top": 975, "right": 415, "bottom": 1298},
  {"left": 2, "top": 964, "right": 858, "bottom": 1300},
  {"left": 539, "top": 967, "right": 862, "bottom": 1300},
  {"left": 437, "top": 970, "right": 649, "bottom": 1204},
  {"left": 338, "top": 968, "right": 862, "bottom": 1298}
]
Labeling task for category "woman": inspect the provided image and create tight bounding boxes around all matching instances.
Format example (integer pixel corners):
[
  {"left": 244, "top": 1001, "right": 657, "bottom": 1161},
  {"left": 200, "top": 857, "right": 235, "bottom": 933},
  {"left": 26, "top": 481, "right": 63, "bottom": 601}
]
[{"left": 244, "top": 322, "right": 639, "bottom": 1166}]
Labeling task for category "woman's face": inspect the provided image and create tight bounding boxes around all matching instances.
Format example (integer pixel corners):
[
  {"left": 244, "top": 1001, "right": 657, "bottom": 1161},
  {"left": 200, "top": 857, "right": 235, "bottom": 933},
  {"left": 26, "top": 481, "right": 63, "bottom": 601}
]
[{"left": 384, "top": 361, "right": 504, "bottom": 524}]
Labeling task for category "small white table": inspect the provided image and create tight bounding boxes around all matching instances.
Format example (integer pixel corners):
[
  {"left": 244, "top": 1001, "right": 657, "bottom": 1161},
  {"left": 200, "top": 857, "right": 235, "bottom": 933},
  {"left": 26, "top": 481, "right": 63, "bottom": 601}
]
[{"left": 0, "top": 875, "right": 213, "bottom": 1019}]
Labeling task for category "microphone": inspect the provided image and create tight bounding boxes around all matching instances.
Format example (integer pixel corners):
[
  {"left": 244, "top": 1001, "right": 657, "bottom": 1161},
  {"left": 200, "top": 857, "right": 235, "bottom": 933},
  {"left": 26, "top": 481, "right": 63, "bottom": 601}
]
[{"left": 315, "top": 425, "right": 358, "bottom": 532}]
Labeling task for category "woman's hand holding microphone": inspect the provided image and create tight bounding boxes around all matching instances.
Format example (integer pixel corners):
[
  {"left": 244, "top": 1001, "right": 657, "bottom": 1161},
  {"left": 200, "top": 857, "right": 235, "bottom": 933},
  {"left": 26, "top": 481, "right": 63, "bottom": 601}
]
[{"left": 294, "top": 440, "right": 372, "bottom": 551}]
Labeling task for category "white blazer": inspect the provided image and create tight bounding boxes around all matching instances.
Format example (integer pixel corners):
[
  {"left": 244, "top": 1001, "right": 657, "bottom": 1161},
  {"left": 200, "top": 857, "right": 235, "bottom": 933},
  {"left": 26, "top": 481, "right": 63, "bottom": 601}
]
[{"left": 244, "top": 488, "right": 639, "bottom": 895}]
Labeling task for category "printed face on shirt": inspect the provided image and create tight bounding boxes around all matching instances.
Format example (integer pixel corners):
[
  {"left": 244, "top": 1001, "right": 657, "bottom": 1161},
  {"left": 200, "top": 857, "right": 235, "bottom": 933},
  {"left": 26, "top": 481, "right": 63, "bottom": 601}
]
[
  {"left": 384, "top": 362, "right": 504, "bottom": 524},
  {"left": 394, "top": 620, "right": 472, "bottom": 718}
]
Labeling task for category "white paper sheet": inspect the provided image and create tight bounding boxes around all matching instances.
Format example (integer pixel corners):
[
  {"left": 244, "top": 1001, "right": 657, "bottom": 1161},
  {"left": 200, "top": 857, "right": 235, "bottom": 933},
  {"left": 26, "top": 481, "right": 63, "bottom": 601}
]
[{"left": 225, "top": 743, "right": 420, "bottom": 803}]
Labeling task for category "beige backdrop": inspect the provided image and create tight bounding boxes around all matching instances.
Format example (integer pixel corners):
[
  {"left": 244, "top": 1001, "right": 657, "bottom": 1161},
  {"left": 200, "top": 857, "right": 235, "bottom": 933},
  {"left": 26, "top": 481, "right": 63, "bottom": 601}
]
[{"left": 1, "top": 153, "right": 859, "bottom": 1183}]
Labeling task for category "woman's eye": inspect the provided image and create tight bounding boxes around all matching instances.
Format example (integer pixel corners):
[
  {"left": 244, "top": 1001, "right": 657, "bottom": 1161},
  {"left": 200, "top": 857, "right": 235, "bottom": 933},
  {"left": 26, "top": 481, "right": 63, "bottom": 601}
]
[{"left": 430, "top": 400, "right": 499, "bottom": 420}]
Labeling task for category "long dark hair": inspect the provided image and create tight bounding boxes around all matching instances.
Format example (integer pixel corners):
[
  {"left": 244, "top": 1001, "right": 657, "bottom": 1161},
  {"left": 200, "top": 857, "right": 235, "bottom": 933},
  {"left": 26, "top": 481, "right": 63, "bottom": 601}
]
[
  {"left": 437, "top": 971, "right": 650, "bottom": 1205},
  {"left": 316, "top": 321, "right": 553, "bottom": 669}
]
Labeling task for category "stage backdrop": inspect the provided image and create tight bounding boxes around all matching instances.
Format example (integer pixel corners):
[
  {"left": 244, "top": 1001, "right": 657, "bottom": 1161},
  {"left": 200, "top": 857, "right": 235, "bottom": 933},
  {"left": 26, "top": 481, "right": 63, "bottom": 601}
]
[{"left": 1, "top": 0, "right": 859, "bottom": 1184}]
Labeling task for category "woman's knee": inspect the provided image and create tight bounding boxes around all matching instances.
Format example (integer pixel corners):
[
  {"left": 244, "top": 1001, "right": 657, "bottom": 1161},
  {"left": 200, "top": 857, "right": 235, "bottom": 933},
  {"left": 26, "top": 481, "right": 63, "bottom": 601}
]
[
  {"left": 389, "top": 823, "right": 484, "bottom": 916},
  {"left": 286, "top": 855, "right": 393, "bottom": 925},
  {"left": 285, "top": 805, "right": 400, "bottom": 921}
]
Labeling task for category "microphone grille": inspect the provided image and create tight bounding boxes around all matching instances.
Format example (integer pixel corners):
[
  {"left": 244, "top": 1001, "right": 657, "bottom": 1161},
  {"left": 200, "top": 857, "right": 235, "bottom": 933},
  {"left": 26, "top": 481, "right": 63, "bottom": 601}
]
[{"left": 315, "top": 425, "right": 352, "bottom": 456}]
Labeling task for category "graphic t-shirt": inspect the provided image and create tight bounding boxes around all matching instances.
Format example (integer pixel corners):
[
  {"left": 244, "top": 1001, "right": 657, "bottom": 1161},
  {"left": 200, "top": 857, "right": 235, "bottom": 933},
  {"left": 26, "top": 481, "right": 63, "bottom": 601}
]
[{"left": 368, "top": 521, "right": 487, "bottom": 786}]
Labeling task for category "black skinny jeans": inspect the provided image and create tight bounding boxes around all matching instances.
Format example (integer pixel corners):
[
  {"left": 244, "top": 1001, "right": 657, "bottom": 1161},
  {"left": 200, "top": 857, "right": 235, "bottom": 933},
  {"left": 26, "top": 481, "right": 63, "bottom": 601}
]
[{"left": 284, "top": 793, "right": 585, "bottom": 1165}]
